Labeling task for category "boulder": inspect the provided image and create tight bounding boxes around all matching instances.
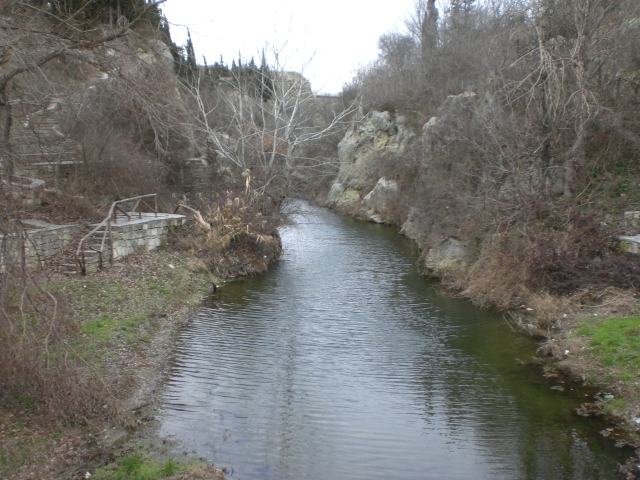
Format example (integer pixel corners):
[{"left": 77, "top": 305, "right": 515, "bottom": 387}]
[
  {"left": 400, "top": 208, "right": 429, "bottom": 245},
  {"left": 362, "top": 177, "right": 398, "bottom": 223},
  {"left": 420, "top": 92, "right": 477, "bottom": 151},
  {"left": 423, "top": 237, "right": 478, "bottom": 278},
  {"left": 326, "top": 182, "right": 362, "bottom": 212}
]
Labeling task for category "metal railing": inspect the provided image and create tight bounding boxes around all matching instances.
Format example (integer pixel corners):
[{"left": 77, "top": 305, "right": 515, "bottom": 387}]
[{"left": 75, "top": 194, "right": 158, "bottom": 275}]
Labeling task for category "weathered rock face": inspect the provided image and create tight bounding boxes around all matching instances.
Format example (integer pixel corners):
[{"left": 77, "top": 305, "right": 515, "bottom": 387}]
[
  {"left": 423, "top": 237, "right": 479, "bottom": 278},
  {"left": 326, "top": 111, "right": 415, "bottom": 216},
  {"left": 399, "top": 207, "right": 429, "bottom": 245},
  {"left": 362, "top": 177, "right": 398, "bottom": 223},
  {"left": 9, "top": 34, "right": 197, "bottom": 190}
]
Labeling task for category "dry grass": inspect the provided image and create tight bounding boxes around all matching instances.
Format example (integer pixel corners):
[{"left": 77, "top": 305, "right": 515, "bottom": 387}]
[
  {"left": 0, "top": 243, "right": 219, "bottom": 479},
  {"left": 173, "top": 190, "right": 283, "bottom": 279},
  {"left": 456, "top": 248, "right": 532, "bottom": 310},
  {"left": 0, "top": 244, "right": 110, "bottom": 425}
]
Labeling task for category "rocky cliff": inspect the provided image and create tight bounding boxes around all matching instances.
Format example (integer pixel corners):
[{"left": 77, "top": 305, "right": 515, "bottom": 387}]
[
  {"left": 327, "top": 103, "right": 479, "bottom": 277},
  {"left": 326, "top": 110, "right": 414, "bottom": 217}
]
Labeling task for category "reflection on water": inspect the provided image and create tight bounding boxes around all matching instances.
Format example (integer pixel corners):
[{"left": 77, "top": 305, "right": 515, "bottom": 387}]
[{"left": 159, "top": 202, "right": 625, "bottom": 479}]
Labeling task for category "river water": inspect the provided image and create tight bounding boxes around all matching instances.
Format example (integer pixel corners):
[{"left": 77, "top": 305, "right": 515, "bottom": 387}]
[{"left": 159, "top": 202, "right": 626, "bottom": 479}]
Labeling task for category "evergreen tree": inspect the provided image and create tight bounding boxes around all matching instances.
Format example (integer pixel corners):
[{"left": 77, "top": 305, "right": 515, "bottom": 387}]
[
  {"left": 185, "top": 30, "right": 197, "bottom": 76},
  {"left": 421, "top": 0, "right": 439, "bottom": 53},
  {"left": 210, "top": 56, "right": 231, "bottom": 78},
  {"left": 259, "top": 50, "right": 274, "bottom": 102}
]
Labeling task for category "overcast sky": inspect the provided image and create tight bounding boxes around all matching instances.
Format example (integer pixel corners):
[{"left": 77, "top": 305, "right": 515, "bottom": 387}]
[{"left": 161, "top": 0, "right": 417, "bottom": 95}]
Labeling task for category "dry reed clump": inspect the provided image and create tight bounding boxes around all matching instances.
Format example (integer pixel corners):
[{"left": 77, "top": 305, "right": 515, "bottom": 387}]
[
  {"left": 506, "top": 293, "right": 574, "bottom": 337},
  {"left": 568, "top": 287, "right": 640, "bottom": 319},
  {"left": 456, "top": 241, "right": 532, "bottom": 310},
  {"left": 172, "top": 191, "right": 283, "bottom": 279}
]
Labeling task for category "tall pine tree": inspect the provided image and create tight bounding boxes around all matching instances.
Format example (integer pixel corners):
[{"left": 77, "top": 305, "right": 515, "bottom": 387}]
[{"left": 185, "top": 30, "right": 197, "bottom": 78}]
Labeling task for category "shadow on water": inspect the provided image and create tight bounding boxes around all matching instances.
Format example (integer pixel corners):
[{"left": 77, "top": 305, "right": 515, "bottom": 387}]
[{"left": 160, "top": 202, "right": 627, "bottom": 480}]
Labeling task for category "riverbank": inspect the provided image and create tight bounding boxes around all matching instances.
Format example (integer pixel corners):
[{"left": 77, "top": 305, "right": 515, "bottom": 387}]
[
  {"left": 331, "top": 199, "right": 640, "bottom": 473},
  {"left": 0, "top": 225, "right": 281, "bottom": 479},
  {"left": 155, "top": 201, "right": 629, "bottom": 478},
  {"left": 0, "top": 248, "right": 214, "bottom": 478}
]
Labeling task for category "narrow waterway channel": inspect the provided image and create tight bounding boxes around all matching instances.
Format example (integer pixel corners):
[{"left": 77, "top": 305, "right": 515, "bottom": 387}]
[{"left": 159, "top": 202, "right": 626, "bottom": 479}]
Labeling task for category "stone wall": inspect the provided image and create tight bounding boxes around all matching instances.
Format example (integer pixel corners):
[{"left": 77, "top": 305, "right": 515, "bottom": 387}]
[
  {"left": 620, "top": 235, "right": 640, "bottom": 254},
  {"left": 107, "top": 213, "right": 186, "bottom": 261},
  {"left": 4, "top": 176, "right": 46, "bottom": 208},
  {"left": 0, "top": 223, "right": 85, "bottom": 269},
  {"left": 182, "top": 158, "right": 212, "bottom": 194},
  {"left": 1, "top": 214, "right": 186, "bottom": 271},
  {"left": 620, "top": 212, "right": 640, "bottom": 255}
]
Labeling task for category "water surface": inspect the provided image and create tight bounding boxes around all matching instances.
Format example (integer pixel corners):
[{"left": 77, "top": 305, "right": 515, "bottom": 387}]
[{"left": 160, "top": 203, "right": 625, "bottom": 479}]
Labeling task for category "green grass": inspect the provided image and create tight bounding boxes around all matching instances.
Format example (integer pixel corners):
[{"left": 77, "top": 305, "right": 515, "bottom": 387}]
[
  {"left": 603, "top": 397, "right": 627, "bottom": 414},
  {"left": 579, "top": 316, "right": 640, "bottom": 378},
  {"left": 148, "top": 279, "right": 172, "bottom": 296},
  {"left": 51, "top": 254, "right": 216, "bottom": 369},
  {"left": 2, "top": 251, "right": 219, "bottom": 478},
  {"left": 12, "top": 392, "right": 36, "bottom": 411},
  {"left": 92, "top": 454, "right": 184, "bottom": 480},
  {"left": 81, "top": 314, "right": 149, "bottom": 344}
]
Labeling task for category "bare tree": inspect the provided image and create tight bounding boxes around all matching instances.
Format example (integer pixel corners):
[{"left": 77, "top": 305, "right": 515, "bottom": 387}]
[
  {"left": 182, "top": 46, "right": 358, "bottom": 198},
  {"left": 509, "top": 0, "right": 639, "bottom": 196},
  {"left": 0, "top": 0, "right": 165, "bottom": 181}
]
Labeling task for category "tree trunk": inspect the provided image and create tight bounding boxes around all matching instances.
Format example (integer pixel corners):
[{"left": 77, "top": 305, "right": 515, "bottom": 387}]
[{"left": 0, "top": 88, "right": 13, "bottom": 182}]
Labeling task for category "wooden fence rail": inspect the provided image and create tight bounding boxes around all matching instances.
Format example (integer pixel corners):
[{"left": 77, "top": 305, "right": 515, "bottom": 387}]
[{"left": 76, "top": 194, "right": 158, "bottom": 275}]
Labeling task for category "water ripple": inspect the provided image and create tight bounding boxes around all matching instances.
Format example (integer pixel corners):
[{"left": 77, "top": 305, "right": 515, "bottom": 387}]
[{"left": 159, "top": 202, "right": 622, "bottom": 480}]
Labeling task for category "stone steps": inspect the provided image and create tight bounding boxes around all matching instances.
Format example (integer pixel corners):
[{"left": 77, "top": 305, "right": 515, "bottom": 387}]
[{"left": 10, "top": 107, "right": 79, "bottom": 172}]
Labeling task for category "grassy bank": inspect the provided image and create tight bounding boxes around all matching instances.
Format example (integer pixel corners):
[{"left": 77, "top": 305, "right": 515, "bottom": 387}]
[
  {"left": 0, "top": 182, "right": 284, "bottom": 478},
  {"left": 0, "top": 246, "right": 232, "bottom": 479},
  {"left": 554, "top": 313, "right": 640, "bottom": 422}
]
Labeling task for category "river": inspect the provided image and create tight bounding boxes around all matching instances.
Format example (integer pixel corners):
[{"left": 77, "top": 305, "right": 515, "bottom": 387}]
[{"left": 159, "top": 202, "right": 626, "bottom": 479}]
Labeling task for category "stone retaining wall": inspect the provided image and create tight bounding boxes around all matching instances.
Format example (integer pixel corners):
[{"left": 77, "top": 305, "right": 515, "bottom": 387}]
[
  {"left": 4, "top": 176, "right": 46, "bottom": 208},
  {"left": 106, "top": 213, "right": 186, "bottom": 261},
  {"left": 620, "top": 235, "right": 640, "bottom": 254},
  {"left": 182, "top": 158, "right": 212, "bottom": 194},
  {"left": 0, "top": 224, "right": 85, "bottom": 269},
  {"left": 1, "top": 213, "right": 186, "bottom": 271}
]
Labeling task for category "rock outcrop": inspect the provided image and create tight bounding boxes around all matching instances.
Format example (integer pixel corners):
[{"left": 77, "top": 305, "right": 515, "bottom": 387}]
[
  {"left": 326, "top": 110, "right": 415, "bottom": 219},
  {"left": 362, "top": 177, "right": 398, "bottom": 224},
  {"left": 327, "top": 98, "right": 487, "bottom": 277},
  {"left": 422, "top": 237, "right": 479, "bottom": 278}
]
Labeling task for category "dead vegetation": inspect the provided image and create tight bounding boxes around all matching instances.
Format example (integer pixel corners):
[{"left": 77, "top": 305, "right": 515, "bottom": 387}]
[
  {"left": 172, "top": 189, "right": 283, "bottom": 280},
  {"left": 344, "top": 0, "right": 640, "bottom": 310},
  {"left": 0, "top": 242, "right": 223, "bottom": 479}
]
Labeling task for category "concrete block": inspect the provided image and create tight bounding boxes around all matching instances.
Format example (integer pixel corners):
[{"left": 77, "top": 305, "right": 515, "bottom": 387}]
[
  {"left": 624, "top": 212, "right": 640, "bottom": 227},
  {"left": 620, "top": 235, "right": 640, "bottom": 254}
]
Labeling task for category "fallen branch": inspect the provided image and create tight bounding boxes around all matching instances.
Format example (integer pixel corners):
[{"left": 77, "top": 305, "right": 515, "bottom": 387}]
[{"left": 174, "top": 203, "right": 211, "bottom": 231}]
